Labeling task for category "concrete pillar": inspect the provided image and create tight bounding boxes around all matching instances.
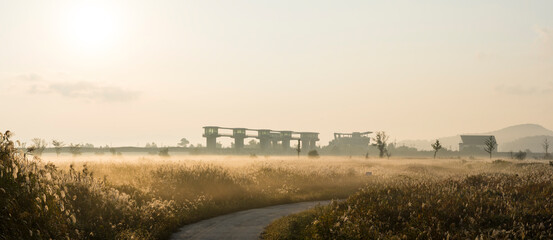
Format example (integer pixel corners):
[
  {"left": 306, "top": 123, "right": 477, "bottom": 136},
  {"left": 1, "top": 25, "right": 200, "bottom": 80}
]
[
  {"left": 234, "top": 137, "right": 244, "bottom": 149},
  {"left": 258, "top": 129, "right": 271, "bottom": 150},
  {"left": 282, "top": 139, "right": 290, "bottom": 149},
  {"left": 203, "top": 126, "right": 220, "bottom": 150},
  {"left": 272, "top": 140, "right": 279, "bottom": 148},
  {"left": 232, "top": 128, "right": 246, "bottom": 150},
  {"left": 309, "top": 140, "right": 316, "bottom": 150},
  {"left": 301, "top": 139, "right": 309, "bottom": 151},
  {"left": 206, "top": 137, "right": 217, "bottom": 149},
  {"left": 260, "top": 138, "right": 270, "bottom": 150},
  {"left": 280, "top": 131, "right": 292, "bottom": 150}
]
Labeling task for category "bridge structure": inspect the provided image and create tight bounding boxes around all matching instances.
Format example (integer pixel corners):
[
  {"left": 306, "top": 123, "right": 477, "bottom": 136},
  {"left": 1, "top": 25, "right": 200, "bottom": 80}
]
[{"left": 203, "top": 126, "right": 319, "bottom": 151}]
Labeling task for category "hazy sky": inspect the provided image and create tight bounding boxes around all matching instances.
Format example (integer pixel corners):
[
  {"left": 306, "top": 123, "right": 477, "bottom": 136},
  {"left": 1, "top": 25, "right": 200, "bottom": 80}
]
[{"left": 1, "top": 0, "right": 552, "bottom": 147}]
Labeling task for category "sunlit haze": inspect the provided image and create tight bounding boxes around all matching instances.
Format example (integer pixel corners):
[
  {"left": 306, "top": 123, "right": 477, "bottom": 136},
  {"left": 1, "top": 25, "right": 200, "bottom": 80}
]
[{"left": 1, "top": 0, "right": 552, "bottom": 147}]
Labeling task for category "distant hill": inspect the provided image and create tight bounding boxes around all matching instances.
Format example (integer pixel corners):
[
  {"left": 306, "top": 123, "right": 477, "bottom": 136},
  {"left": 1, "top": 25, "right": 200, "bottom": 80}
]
[
  {"left": 501, "top": 135, "right": 553, "bottom": 153},
  {"left": 398, "top": 124, "right": 553, "bottom": 152},
  {"left": 486, "top": 124, "right": 553, "bottom": 144}
]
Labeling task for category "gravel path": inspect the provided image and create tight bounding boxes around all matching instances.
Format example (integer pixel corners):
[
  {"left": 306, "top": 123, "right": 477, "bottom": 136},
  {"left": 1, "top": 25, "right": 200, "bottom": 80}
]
[{"left": 170, "top": 200, "right": 331, "bottom": 240}]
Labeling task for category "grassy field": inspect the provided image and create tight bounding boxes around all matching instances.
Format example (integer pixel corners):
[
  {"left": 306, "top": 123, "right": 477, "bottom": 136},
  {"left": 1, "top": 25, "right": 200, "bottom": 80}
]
[
  {"left": 262, "top": 159, "right": 553, "bottom": 239},
  {"left": 1, "top": 133, "right": 371, "bottom": 240},
  {"left": 4, "top": 131, "right": 552, "bottom": 239}
]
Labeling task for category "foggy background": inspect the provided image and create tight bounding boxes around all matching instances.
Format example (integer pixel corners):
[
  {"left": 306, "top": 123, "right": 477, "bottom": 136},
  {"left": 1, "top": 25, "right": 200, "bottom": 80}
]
[{"left": 0, "top": 0, "right": 552, "bottom": 147}]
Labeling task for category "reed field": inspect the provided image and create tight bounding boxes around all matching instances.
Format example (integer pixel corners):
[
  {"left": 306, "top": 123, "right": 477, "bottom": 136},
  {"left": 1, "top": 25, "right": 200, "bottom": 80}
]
[
  {"left": 263, "top": 160, "right": 553, "bottom": 239},
  {"left": 1, "top": 132, "right": 368, "bottom": 240},
  {"left": 3, "top": 0, "right": 552, "bottom": 239},
  {"left": 3, "top": 130, "right": 552, "bottom": 239}
]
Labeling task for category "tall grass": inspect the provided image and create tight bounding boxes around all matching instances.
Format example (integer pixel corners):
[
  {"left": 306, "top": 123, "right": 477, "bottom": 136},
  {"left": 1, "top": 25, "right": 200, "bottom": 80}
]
[
  {"left": 0, "top": 131, "right": 368, "bottom": 239},
  {"left": 263, "top": 161, "right": 553, "bottom": 239}
]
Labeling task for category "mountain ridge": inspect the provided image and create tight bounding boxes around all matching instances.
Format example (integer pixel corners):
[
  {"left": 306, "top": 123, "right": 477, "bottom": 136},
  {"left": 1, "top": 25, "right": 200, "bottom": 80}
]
[{"left": 398, "top": 123, "right": 553, "bottom": 151}]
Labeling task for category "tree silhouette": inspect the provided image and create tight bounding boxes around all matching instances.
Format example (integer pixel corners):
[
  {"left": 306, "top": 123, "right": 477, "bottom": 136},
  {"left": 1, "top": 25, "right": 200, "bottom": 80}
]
[
  {"left": 544, "top": 138, "right": 551, "bottom": 159},
  {"left": 178, "top": 138, "right": 189, "bottom": 148},
  {"left": 69, "top": 144, "right": 82, "bottom": 157},
  {"left": 484, "top": 136, "right": 497, "bottom": 159},
  {"left": 372, "top": 131, "right": 389, "bottom": 158},
  {"left": 52, "top": 140, "right": 65, "bottom": 157},
  {"left": 385, "top": 150, "right": 392, "bottom": 159},
  {"left": 431, "top": 139, "right": 442, "bottom": 159},
  {"left": 29, "top": 138, "right": 47, "bottom": 156}
]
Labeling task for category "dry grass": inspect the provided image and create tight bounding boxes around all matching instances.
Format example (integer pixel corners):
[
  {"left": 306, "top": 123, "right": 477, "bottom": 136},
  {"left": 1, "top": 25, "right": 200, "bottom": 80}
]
[
  {"left": 2, "top": 137, "right": 371, "bottom": 240},
  {"left": 262, "top": 158, "right": 553, "bottom": 239},
  {"left": 6, "top": 132, "right": 547, "bottom": 239}
]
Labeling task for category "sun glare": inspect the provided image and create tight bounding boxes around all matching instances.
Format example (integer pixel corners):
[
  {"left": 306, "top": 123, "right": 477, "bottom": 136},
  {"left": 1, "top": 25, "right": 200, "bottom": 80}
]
[{"left": 64, "top": 3, "right": 119, "bottom": 51}]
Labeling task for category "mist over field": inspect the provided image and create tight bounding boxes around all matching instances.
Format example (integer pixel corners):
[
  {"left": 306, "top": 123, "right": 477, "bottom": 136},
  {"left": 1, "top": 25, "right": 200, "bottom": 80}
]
[{"left": 2, "top": 0, "right": 553, "bottom": 239}]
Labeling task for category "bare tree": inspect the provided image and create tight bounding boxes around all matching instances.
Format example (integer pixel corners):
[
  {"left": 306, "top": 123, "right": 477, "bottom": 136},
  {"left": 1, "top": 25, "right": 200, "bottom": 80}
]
[
  {"left": 69, "top": 144, "right": 82, "bottom": 157},
  {"left": 28, "top": 138, "right": 47, "bottom": 156},
  {"left": 52, "top": 140, "right": 65, "bottom": 157},
  {"left": 385, "top": 150, "right": 392, "bottom": 159},
  {"left": 484, "top": 136, "right": 497, "bottom": 159},
  {"left": 544, "top": 138, "right": 551, "bottom": 159},
  {"left": 431, "top": 139, "right": 442, "bottom": 159},
  {"left": 372, "top": 131, "right": 389, "bottom": 158}
]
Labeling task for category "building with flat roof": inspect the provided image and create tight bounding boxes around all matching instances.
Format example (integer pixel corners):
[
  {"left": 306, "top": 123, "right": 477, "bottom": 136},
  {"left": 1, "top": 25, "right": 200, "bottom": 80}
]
[
  {"left": 459, "top": 135, "right": 497, "bottom": 153},
  {"left": 327, "top": 131, "right": 372, "bottom": 154}
]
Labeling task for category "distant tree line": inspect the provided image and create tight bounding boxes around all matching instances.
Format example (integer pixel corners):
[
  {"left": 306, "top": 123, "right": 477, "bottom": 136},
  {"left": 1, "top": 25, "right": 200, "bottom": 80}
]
[{"left": 19, "top": 135, "right": 553, "bottom": 160}]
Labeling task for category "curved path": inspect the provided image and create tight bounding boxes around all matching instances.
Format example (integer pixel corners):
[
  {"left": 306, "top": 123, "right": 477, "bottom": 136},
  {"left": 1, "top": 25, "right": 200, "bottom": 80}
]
[{"left": 170, "top": 200, "right": 331, "bottom": 240}]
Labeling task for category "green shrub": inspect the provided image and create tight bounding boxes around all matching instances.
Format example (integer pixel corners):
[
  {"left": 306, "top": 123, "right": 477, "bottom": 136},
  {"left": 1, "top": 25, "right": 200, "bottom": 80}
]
[
  {"left": 514, "top": 151, "right": 527, "bottom": 160},
  {"left": 158, "top": 148, "right": 170, "bottom": 157},
  {"left": 307, "top": 150, "right": 319, "bottom": 158}
]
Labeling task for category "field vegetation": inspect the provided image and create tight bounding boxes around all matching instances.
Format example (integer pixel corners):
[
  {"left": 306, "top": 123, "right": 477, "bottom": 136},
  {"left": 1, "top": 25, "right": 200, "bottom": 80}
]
[
  {"left": 1, "top": 131, "right": 369, "bottom": 240},
  {"left": 263, "top": 159, "right": 553, "bottom": 239},
  {"left": 4, "top": 130, "right": 552, "bottom": 239}
]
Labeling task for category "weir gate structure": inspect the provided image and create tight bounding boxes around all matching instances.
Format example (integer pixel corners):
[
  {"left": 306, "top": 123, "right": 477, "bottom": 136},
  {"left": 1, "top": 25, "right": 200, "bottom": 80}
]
[
  {"left": 203, "top": 126, "right": 319, "bottom": 151},
  {"left": 331, "top": 132, "right": 372, "bottom": 147}
]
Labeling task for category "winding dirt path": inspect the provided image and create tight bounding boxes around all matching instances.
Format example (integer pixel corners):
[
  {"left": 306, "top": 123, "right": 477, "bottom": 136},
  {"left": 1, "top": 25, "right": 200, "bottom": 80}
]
[{"left": 170, "top": 200, "right": 331, "bottom": 240}]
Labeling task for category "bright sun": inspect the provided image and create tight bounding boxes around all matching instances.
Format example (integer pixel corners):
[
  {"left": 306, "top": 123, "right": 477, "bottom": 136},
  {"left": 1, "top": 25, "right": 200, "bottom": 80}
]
[{"left": 64, "top": 3, "right": 119, "bottom": 51}]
